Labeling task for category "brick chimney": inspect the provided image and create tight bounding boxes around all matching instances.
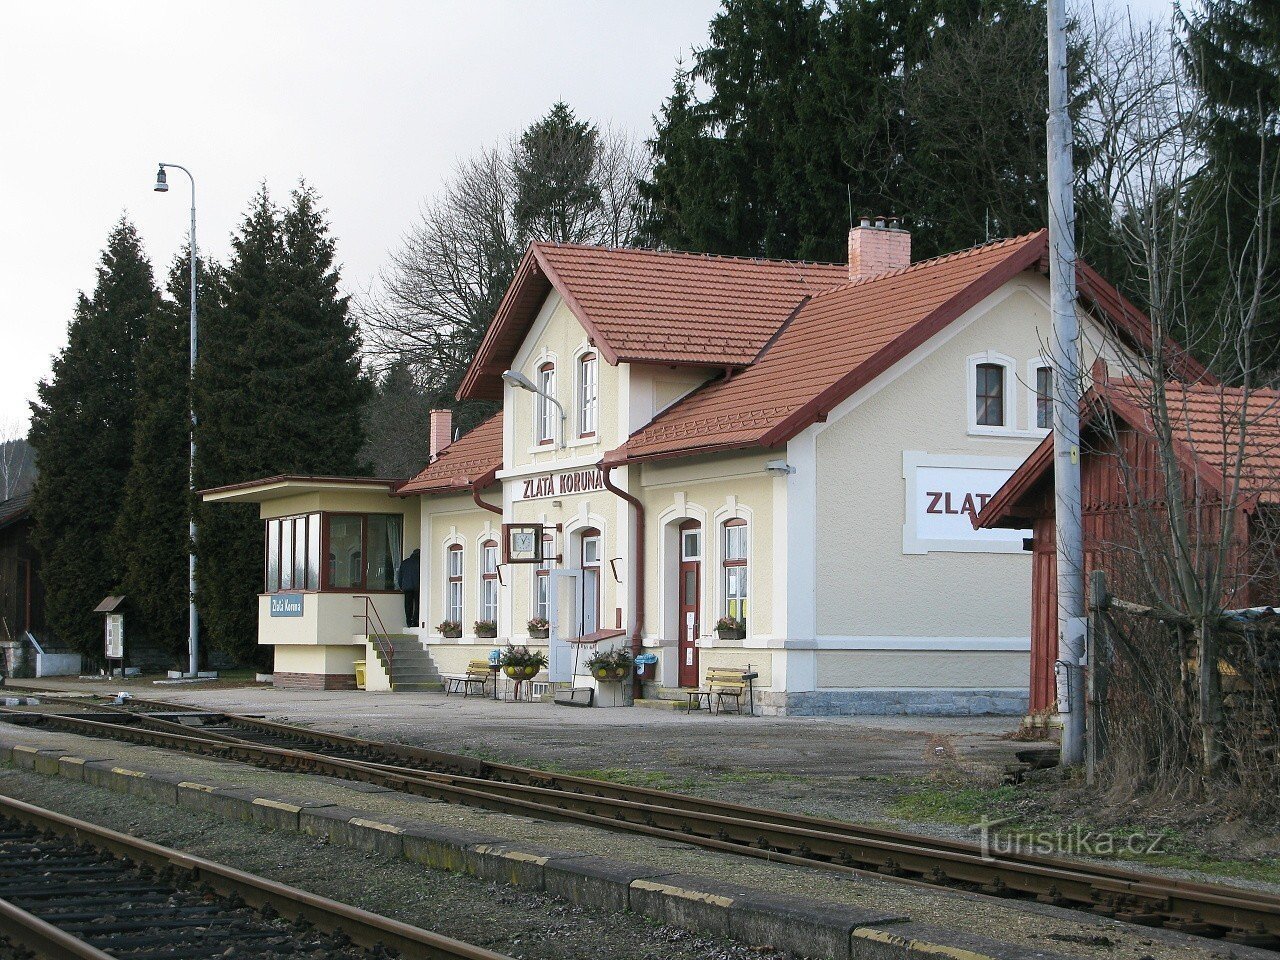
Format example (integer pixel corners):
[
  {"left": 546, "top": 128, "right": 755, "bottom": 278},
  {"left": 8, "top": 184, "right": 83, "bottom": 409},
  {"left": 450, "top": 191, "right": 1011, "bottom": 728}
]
[
  {"left": 428, "top": 409, "right": 453, "bottom": 462},
  {"left": 848, "top": 216, "right": 911, "bottom": 281}
]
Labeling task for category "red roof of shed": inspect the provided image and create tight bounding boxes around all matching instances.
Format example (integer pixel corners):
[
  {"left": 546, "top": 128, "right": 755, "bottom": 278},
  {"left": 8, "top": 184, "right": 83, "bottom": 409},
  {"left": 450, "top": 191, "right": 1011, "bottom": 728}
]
[
  {"left": 396, "top": 412, "right": 504, "bottom": 496},
  {"left": 976, "top": 380, "right": 1280, "bottom": 530}
]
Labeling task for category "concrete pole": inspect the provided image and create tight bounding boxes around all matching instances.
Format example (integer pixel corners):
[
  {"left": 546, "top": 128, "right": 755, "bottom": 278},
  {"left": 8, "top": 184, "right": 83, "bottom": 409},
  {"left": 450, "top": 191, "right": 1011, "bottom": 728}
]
[{"left": 1047, "top": 0, "right": 1087, "bottom": 765}]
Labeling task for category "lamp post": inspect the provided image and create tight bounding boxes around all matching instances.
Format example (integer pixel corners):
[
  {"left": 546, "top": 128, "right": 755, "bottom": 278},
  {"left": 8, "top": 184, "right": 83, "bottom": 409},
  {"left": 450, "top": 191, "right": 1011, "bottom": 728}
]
[
  {"left": 153, "top": 163, "right": 200, "bottom": 676},
  {"left": 502, "top": 369, "right": 566, "bottom": 449}
]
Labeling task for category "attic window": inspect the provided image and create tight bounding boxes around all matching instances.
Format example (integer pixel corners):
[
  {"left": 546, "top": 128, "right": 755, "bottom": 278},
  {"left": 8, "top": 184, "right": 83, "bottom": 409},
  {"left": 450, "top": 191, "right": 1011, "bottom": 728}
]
[{"left": 975, "top": 363, "right": 1005, "bottom": 427}]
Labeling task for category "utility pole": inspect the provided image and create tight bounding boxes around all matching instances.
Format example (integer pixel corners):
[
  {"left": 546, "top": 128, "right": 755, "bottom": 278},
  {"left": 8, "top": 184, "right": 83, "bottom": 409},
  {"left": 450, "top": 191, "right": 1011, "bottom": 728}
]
[{"left": 1047, "top": 0, "right": 1086, "bottom": 765}]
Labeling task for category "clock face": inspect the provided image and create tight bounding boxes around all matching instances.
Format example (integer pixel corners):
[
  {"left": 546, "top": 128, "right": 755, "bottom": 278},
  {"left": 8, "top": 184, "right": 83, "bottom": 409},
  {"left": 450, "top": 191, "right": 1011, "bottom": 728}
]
[
  {"left": 504, "top": 523, "right": 545, "bottom": 563},
  {"left": 512, "top": 532, "right": 535, "bottom": 554}
]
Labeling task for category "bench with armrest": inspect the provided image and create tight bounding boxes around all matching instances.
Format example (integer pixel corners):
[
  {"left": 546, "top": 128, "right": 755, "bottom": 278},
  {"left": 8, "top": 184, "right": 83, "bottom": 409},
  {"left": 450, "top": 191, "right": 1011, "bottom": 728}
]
[
  {"left": 686, "top": 666, "right": 758, "bottom": 715},
  {"left": 444, "top": 659, "right": 493, "bottom": 698}
]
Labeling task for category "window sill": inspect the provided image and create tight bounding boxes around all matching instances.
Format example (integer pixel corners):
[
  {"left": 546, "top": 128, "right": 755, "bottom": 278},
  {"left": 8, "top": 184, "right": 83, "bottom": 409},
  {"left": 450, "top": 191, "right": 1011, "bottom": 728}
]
[{"left": 966, "top": 426, "right": 1049, "bottom": 440}]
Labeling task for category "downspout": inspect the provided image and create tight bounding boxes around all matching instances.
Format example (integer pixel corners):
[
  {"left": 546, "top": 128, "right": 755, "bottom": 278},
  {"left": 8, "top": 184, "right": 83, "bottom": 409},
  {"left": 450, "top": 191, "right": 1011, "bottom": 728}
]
[
  {"left": 600, "top": 462, "right": 644, "bottom": 698},
  {"left": 469, "top": 468, "right": 503, "bottom": 516}
]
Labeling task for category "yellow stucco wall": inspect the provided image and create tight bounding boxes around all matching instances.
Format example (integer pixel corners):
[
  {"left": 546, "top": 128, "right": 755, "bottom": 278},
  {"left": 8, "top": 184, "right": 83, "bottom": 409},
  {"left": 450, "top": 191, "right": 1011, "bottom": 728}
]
[
  {"left": 812, "top": 279, "right": 1119, "bottom": 640},
  {"left": 273, "top": 643, "right": 362, "bottom": 676},
  {"left": 419, "top": 493, "right": 503, "bottom": 639}
]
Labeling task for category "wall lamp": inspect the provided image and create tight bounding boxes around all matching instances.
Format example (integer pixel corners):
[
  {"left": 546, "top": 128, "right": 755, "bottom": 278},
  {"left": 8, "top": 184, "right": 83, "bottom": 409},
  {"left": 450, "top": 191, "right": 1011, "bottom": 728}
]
[{"left": 503, "top": 368, "right": 566, "bottom": 449}]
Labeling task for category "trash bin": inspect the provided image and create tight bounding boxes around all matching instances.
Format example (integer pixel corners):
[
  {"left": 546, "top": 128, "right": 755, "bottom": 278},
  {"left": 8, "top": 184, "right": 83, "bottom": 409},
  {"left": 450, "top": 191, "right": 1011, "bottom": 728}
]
[{"left": 354, "top": 660, "right": 366, "bottom": 690}]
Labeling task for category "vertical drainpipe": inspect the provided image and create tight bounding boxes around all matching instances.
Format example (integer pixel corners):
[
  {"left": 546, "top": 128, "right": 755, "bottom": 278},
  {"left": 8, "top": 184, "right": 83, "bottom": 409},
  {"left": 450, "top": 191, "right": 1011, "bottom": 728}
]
[{"left": 600, "top": 461, "right": 644, "bottom": 698}]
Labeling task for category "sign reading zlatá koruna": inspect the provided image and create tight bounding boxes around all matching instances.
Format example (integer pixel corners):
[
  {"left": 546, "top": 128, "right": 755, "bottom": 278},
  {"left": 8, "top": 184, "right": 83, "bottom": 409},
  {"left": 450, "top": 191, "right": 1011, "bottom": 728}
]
[
  {"left": 270, "top": 594, "right": 304, "bottom": 618},
  {"left": 515, "top": 468, "right": 605, "bottom": 502}
]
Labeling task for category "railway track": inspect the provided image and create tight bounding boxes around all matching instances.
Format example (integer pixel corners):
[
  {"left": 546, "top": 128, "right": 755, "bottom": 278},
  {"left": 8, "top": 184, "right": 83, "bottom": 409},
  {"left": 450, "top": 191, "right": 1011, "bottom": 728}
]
[
  {"left": 3, "top": 691, "right": 1278, "bottom": 948},
  {"left": 0, "top": 792, "right": 508, "bottom": 960}
]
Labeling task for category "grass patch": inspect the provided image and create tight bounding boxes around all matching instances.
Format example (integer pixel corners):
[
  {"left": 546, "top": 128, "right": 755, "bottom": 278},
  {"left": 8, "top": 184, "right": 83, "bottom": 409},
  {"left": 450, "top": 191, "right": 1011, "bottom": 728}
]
[{"left": 886, "top": 784, "right": 1018, "bottom": 826}]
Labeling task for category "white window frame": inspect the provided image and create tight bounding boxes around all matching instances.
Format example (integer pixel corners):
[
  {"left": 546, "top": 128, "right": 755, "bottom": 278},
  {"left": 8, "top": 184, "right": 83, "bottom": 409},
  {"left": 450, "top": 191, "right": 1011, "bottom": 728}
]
[
  {"left": 577, "top": 352, "right": 598, "bottom": 438},
  {"left": 966, "top": 352, "right": 1017, "bottom": 435},
  {"left": 680, "top": 527, "right": 702, "bottom": 562},
  {"left": 1027, "top": 357, "right": 1053, "bottom": 433},
  {"left": 480, "top": 541, "right": 498, "bottom": 624},
  {"left": 536, "top": 363, "right": 556, "bottom": 445},
  {"left": 533, "top": 533, "right": 556, "bottom": 624},
  {"left": 721, "top": 519, "right": 749, "bottom": 626},
  {"left": 446, "top": 544, "right": 464, "bottom": 625}
]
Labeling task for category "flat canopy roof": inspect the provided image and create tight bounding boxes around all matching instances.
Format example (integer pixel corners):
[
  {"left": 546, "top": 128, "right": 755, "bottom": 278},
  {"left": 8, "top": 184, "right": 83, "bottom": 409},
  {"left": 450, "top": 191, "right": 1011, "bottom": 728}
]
[{"left": 200, "top": 475, "right": 403, "bottom": 504}]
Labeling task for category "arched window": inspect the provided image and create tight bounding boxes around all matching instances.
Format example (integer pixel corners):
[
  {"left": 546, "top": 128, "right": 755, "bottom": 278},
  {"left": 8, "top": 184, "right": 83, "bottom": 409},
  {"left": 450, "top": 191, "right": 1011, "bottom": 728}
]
[
  {"left": 533, "top": 533, "right": 556, "bottom": 623},
  {"left": 480, "top": 540, "right": 499, "bottom": 623},
  {"left": 536, "top": 362, "right": 556, "bottom": 445},
  {"left": 1034, "top": 364, "right": 1053, "bottom": 430},
  {"left": 722, "top": 519, "right": 748, "bottom": 627},
  {"left": 975, "top": 363, "right": 1006, "bottom": 426},
  {"left": 446, "top": 544, "right": 463, "bottom": 625},
  {"left": 578, "top": 352, "right": 598, "bottom": 438}
]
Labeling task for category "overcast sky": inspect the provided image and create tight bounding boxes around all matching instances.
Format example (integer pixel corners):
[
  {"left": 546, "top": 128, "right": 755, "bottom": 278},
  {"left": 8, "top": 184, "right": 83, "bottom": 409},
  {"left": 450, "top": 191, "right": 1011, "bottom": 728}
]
[{"left": 1, "top": 0, "right": 1175, "bottom": 433}]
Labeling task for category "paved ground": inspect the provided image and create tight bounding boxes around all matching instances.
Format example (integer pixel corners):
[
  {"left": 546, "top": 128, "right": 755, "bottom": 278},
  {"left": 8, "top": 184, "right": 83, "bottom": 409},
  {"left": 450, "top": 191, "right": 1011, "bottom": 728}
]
[{"left": 18, "top": 677, "right": 1041, "bottom": 827}]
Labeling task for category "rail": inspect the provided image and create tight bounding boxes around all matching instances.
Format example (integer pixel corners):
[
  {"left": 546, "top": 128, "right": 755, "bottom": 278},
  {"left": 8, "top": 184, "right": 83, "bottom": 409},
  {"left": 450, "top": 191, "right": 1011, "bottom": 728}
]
[
  {"left": 4, "top": 697, "right": 1277, "bottom": 945},
  {"left": 352, "top": 595, "right": 395, "bottom": 687},
  {"left": 0, "top": 792, "right": 511, "bottom": 960}
]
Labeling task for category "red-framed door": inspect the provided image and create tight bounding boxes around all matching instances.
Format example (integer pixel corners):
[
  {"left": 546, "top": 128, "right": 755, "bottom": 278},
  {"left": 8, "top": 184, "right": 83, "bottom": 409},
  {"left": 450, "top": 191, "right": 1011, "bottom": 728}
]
[{"left": 677, "top": 520, "right": 702, "bottom": 688}]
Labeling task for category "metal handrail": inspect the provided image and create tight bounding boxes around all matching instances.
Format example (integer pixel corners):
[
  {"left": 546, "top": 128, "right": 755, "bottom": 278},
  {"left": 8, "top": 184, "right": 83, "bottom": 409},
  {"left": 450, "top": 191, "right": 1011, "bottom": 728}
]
[{"left": 352, "top": 596, "right": 395, "bottom": 687}]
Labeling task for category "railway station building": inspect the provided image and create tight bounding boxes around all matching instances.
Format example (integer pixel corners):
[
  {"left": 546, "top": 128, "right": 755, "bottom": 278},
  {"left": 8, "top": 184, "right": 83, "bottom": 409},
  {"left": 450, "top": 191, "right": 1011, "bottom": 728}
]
[{"left": 204, "top": 221, "right": 1181, "bottom": 715}]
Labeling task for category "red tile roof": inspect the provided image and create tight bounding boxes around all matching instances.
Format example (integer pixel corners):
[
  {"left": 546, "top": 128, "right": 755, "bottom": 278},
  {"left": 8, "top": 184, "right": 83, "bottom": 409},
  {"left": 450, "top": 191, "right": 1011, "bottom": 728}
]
[
  {"left": 977, "top": 380, "right": 1280, "bottom": 529},
  {"left": 604, "top": 232, "right": 1051, "bottom": 464},
  {"left": 396, "top": 412, "right": 503, "bottom": 496},
  {"left": 458, "top": 243, "right": 849, "bottom": 401}
]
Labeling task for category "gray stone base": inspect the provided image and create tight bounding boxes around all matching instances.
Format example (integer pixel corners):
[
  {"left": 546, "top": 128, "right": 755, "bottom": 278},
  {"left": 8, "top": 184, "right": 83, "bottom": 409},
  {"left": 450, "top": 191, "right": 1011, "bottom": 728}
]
[{"left": 757, "top": 688, "right": 1028, "bottom": 717}]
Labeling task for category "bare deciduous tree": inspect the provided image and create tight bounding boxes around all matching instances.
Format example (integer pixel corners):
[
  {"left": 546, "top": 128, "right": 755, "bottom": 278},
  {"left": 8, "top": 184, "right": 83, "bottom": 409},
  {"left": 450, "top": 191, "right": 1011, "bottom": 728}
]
[
  {"left": 359, "top": 111, "right": 647, "bottom": 434},
  {"left": 0, "top": 418, "right": 33, "bottom": 502}
]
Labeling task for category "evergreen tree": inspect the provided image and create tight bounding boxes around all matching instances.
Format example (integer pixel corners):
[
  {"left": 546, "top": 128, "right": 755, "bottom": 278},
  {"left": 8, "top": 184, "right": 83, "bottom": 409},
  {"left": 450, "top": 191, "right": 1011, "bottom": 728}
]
[
  {"left": 112, "top": 250, "right": 220, "bottom": 666},
  {"left": 361, "top": 361, "right": 432, "bottom": 480},
  {"left": 29, "top": 219, "right": 158, "bottom": 658},
  {"left": 1179, "top": 0, "right": 1280, "bottom": 365},
  {"left": 641, "top": 0, "right": 1060, "bottom": 262},
  {"left": 512, "top": 102, "right": 604, "bottom": 244},
  {"left": 195, "top": 185, "right": 368, "bottom": 665}
]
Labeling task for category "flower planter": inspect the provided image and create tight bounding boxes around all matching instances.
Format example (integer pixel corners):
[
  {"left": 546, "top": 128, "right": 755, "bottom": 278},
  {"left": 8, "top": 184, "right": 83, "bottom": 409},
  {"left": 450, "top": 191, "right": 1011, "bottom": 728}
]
[
  {"left": 503, "top": 664, "right": 541, "bottom": 681},
  {"left": 476, "top": 630, "right": 498, "bottom": 639},
  {"left": 592, "top": 667, "right": 630, "bottom": 682},
  {"left": 528, "top": 628, "right": 549, "bottom": 639},
  {"left": 716, "top": 627, "right": 746, "bottom": 641},
  {"left": 441, "top": 630, "right": 462, "bottom": 640}
]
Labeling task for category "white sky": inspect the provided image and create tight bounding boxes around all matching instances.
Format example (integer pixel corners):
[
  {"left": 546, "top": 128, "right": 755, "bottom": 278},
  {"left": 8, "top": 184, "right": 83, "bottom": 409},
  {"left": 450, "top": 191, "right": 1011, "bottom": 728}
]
[{"left": 0, "top": 0, "right": 1174, "bottom": 432}]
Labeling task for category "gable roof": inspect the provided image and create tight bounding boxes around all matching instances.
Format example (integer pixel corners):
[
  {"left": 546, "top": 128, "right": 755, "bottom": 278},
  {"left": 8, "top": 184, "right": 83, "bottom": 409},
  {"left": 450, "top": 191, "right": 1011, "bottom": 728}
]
[
  {"left": 976, "top": 380, "right": 1280, "bottom": 530},
  {"left": 396, "top": 412, "right": 504, "bottom": 496},
  {"left": 457, "top": 243, "right": 849, "bottom": 401},
  {"left": 604, "top": 232, "right": 1052, "bottom": 464},
  {"left": 602, "top": 231, "right": 1212, "bottom": 466}
]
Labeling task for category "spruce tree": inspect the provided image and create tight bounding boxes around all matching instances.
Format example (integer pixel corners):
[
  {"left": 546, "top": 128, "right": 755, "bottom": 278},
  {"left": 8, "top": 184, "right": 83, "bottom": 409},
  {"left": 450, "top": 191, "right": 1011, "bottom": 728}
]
[
  {"left": 29, "top": 219, "right": 158, "bottom": 658},
  {"left": 112, "top": 250, "right": 220, "bottom": 667},
  {"left": 1179, "top": 0, "right": 1280, "bottom": 363},
  {"left": 195, "top": 185, "right": 368, "bottom": 665}
]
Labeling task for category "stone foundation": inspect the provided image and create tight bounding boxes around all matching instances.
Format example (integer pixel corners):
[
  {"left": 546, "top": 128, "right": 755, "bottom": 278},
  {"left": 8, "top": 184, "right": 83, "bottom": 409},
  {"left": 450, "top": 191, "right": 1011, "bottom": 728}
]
[
  {"left": 272, "top": 671, "right": 358, "bottom": 691},
  {"left": 753, "top": 688, "right": 1028, "bottom": 717}
]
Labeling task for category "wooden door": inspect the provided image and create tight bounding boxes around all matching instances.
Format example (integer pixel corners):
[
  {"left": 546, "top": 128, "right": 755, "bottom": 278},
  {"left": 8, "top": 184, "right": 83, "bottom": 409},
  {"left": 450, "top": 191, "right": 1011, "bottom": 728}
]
[{"left": 677, "top": 520, "right": 702, "bottom": 688}]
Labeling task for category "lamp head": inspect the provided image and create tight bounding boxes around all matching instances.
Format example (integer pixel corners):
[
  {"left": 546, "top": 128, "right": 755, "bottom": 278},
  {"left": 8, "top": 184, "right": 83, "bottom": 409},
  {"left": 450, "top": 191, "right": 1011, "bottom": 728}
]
[
  {"left": 153, "top": 165, "right": 169, "bottom": 193},
  {"left": 502, "top": 370, "right": 537, "bottom": 393}
]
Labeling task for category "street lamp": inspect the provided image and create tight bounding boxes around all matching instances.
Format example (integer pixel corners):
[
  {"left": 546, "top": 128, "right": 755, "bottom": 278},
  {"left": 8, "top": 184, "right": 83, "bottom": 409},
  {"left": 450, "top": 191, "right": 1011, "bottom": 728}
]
[
  {"left": 502, "top": 369, "right": 566, "bottom": 449},
  {"left": 154, "top": 162, "right": 199, "bottom": 676}
]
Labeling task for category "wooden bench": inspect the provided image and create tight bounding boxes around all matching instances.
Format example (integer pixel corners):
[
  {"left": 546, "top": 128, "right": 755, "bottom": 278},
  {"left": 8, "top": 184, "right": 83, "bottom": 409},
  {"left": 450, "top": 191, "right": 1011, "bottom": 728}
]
[
  {"left": 686, "top": 667, "right": 757, "bottom": 715},
  {"left": 444, "top": 659, "right": 493, "bottom": 698}
]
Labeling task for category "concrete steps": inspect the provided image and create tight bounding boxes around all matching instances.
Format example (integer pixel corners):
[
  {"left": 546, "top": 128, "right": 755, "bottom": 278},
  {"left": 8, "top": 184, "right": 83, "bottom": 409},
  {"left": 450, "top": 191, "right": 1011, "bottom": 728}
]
[
  {"left": 369, "top": 636, "right": 442, "bottom": 692},
  {"left": 635, "top": 686, "right": 702, "bottom": 711}
]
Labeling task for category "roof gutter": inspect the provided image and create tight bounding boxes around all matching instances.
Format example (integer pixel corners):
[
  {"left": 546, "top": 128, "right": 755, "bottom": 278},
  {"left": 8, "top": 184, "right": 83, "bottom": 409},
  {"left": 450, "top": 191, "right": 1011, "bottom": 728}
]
[
  {"left": 470, "top": 468, "right": 503, "bottom": 516},
  {"left": 600, "top": 463, "right": 645, "bottom": 698}
]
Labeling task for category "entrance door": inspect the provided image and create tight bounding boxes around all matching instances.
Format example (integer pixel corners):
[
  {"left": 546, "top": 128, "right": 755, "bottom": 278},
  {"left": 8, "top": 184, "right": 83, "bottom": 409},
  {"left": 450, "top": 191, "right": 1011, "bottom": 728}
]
[
  {"left": 547, "top": 569, "right": 582, "bottom": 682},
  {"left": 677, "top": 520, "right": 702, "bottom": 688},
  {"left": 579, "top": 528, "right": 601, "bottom": 637}
]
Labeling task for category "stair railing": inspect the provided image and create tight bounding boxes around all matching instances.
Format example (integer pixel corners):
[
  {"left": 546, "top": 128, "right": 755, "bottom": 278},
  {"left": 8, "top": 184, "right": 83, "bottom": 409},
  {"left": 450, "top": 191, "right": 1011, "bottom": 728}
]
[{"left": 352, "top": 596, "right": 395, "bottom": 687}]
